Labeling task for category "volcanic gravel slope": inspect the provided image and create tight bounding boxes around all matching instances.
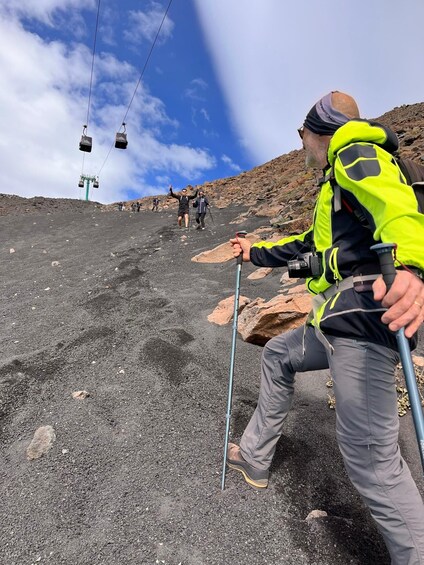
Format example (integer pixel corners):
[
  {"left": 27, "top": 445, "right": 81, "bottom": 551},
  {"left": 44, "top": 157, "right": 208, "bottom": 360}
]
[{"left": 0, "top": 204, "right": 423, "bottom": 565}]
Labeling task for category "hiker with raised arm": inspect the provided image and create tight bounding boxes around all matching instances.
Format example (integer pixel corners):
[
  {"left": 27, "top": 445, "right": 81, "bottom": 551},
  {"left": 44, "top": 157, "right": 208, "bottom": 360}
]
[
  {"left": 228, "top": 91, "right": 424, "bottom": 562},
  {"left": 152, "top": 197, "right": 160, "bottom": 212},
  {"left": 169, "top": 185, "right": 198, "bottom": 229},
  {"left": 193, "top": 189, "right": 209, "bottom": 230}
]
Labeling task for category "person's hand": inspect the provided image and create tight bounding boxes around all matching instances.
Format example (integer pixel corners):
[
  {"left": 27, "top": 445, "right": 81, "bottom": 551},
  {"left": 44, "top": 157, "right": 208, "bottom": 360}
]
[
  {"left": 230, "top": 236, "right": 252, "bottom": 262},
  {"left": 373, "top": 270, "right": 424, "bottom": 338}
]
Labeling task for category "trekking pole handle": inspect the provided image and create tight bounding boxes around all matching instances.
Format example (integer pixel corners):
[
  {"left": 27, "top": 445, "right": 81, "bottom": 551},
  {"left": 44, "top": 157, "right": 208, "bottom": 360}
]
[
  {"left": 372, "top": 243, "right": 424, "bottom": 474},
  {"left": 235, "top": 231, "right": 248, "bottom": 266},
  {"left": 370, "top": 243, "right": 397, "bottom": 291}
]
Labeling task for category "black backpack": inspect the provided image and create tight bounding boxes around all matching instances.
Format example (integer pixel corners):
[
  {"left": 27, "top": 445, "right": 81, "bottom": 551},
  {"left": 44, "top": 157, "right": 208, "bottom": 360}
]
[
  {"left": 397, "top": 157, "right": 424, "bottom": 212},
  {"left": 332, "top": 156, "right": 424, "bottom": 227}
]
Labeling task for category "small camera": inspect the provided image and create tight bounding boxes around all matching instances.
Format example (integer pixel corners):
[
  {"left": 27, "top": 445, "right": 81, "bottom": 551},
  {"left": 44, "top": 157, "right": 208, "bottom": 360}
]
[{"left": 287, "top": 252, "right": 323, "bottom": 278}]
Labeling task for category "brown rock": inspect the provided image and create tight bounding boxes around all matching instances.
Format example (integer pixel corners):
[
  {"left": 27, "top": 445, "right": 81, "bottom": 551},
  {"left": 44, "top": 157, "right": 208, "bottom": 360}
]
[
  {"left": 191, "top": 234, "right": 260, "bottom": 263},
  {"left": 72, "top": 390, "right": 90, "bottom": 400},
  {"left": 247, "top": 267, "right": 273, "bottom": 280},
  {"left": 280, "top": 271, "right": 298, "bottom": 284},
  {"left": 207, "top": 295, "right": 251, "bottom": 325},
  {"left": 238, "top": 294, "right": 312, "bottom": 345},
  {"left": 286, "top": 283, "right": 307, "bottom": 295}
]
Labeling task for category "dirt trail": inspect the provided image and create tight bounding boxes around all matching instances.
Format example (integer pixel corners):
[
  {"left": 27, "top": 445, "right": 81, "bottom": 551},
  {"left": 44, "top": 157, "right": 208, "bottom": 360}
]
[{"left": 0, "top": 205, "right": 422, "bottom": 565}]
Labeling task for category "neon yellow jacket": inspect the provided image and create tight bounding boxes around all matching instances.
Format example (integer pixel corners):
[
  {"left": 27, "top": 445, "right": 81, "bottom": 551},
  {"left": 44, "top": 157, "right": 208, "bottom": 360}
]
[{"left": 250, "top": 120, "right": 424, "bottom": 348}]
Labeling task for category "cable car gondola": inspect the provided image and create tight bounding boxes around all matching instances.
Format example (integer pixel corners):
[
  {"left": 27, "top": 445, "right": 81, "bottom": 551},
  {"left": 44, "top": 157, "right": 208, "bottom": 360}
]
[
  {"left": 93, "top": 178, "right": 99, "bottom": 188},
  {"left": 115, "top": 122, "right": 128, "bottom": 149},
  {"left": 78, "top": 178, "right": 84, "bottom": 188},
  {"left": 79, "top": 125, "right": 92, "bottom": 153}
]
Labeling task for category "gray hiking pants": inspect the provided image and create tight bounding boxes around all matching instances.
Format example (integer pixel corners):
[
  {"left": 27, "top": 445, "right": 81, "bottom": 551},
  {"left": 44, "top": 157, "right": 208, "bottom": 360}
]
[{"left": 240, "top": 324, "right": 424, "bottom": 564}]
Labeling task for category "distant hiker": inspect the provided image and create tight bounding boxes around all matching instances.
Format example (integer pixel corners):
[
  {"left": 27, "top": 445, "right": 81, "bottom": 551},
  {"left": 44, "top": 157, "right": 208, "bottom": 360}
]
[
  {"left": 193, "top": 190, "right": 209, "bottom": 230},
  {"left": 228, "top": 91, "right": 424, "bottom": 562},
  {"left": 136, "top": 202, "right": 141, "bottom": 212},
  {"left": 169, "top": 185, "right": 198, "bottom": 228},
  {"left": 152, "top": 197, "right": 160, "bottom": 212},
  {"left": 131, "top": 202, "right": 137, "bottom": 212},
  {"left": 118, "top": 202, "right": 124, "bottom": 211}
]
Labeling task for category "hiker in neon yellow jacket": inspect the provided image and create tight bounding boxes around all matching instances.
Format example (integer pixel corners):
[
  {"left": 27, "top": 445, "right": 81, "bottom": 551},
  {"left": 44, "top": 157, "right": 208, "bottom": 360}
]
[
  {"left": 248, "top": 118, "right": 424, "bottom": 350},
  {"left": 227, "top": 92, "right": 424, "bottom": 563}
]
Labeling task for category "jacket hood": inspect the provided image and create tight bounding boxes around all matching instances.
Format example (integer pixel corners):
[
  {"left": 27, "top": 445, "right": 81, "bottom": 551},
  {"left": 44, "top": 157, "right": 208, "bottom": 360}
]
[{"left": 327, "top": 119, "right": 399, "bottom": 166}]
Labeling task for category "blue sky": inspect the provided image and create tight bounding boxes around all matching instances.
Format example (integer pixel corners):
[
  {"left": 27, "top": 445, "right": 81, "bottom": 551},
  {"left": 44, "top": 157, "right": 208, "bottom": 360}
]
[{"left": 0, "top": 1, "right": 423, "bottom": 204}]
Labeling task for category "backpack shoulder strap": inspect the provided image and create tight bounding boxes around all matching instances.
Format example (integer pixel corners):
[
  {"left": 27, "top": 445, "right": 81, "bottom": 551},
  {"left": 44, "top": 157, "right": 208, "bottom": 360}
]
[
  {"left": 395, "top": 157, "right": 424, "bottom": 213},
  {"left": 396, "top": 157, "right": 424, "bottom": 185},
  {"left": 318, "top": 167, "right": 343, "bottom": 211},
  {"left": 328, "top": 162, "right": 370, "bottom": 227}
]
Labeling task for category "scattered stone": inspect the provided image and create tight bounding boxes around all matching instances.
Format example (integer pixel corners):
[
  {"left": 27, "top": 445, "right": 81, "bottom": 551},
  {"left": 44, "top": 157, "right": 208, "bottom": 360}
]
[
  {"left": 10, "top": 248, "right": 15, "bottom": 253},
  {"left": 26, "top": 426, "right": 56, "bottom": 460},
  {"left": 306, "top": 510, "right": 328, "bottom": 521},
  {"left": 207, "top": 295, "right": 251, "bottom": 325},
  {"left": 72, "top": 390, "right": 89, "bottom": 400},
  {"left": 413, "top": 355, "right": 424, "bottom": 367},
  {"left": 51, "top": 261, "right": 60, "bottom": 267}
]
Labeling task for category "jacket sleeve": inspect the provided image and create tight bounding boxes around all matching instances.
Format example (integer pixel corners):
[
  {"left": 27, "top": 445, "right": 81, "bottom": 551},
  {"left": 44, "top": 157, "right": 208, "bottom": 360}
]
[
  {"left": 169, "top": 189, "right": 179, "bottom": 200},
  {"left": 334, "top": 144, "right": 424, "bottom": 271},
  {"left": 250, "top": 227, "right": 314, "bottom": 267},
  {"left": 188, "top": 190, "right": 198, "bottom": 200}
]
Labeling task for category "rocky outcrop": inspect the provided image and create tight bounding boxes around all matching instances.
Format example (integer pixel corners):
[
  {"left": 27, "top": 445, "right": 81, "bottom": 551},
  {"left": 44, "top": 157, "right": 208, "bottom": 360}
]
[{"left": 104, "top": 102, "right": 424, "bottom": 238}]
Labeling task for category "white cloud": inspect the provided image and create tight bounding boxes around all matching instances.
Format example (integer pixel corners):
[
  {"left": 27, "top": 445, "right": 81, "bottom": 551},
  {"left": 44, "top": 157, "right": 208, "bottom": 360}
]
[
  {"left": 200, "top": 108, "right": 210, "bottom": 122},
  {"left": 125, "top": 2, "right": 174, "bottom": 45},
  {"left": 191, "top": 78, "right": 208, "bottom": 89},
  {"left": 193, "top": 0, "right": 424, "bottom": 164},
  {"left": 221, "top": 154, "right": 241, "bottom": 173},
  {"left": 184, "top": 78, "right": 208, "bottom": 101},
  {"left": 155, "top": 174, "right": 171, "bottom": 185},
  {"left": 0, "top": 0, "right": 94, "bottom": 26},
  {"left": 0, "top": 9, "right": 215, "bottom": 204}
]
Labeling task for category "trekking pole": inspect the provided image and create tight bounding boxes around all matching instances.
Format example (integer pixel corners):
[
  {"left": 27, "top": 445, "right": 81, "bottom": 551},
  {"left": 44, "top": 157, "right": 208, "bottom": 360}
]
[
  {"left": 221, "top": 230, "right": 248, "bottom": 490},
  {"left": 371, "top": 242, "right": 424, "bottom": 473},
  {"left": 208, "top": 206, "right": 215, "bottom": 225}
]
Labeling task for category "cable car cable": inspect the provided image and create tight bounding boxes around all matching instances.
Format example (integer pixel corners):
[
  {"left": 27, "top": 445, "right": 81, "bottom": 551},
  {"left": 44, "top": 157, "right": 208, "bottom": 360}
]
[
  {"left": 121, "top": 0, "right": 173, "bottom": 126},
  {"left": 96, "top": 0, "right": 174, "bottom": 176},
  {"left": 85, "top": 0, "right": 102, "bottom": 128},
  {"left": 78, "top": 0, "right": 102, "bottom": 154}
]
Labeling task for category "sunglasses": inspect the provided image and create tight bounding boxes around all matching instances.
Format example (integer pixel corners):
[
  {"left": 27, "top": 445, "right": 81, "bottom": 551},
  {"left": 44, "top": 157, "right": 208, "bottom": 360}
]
[{"left": 297, "top": 126, "right": 304, "bottom": 139}]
